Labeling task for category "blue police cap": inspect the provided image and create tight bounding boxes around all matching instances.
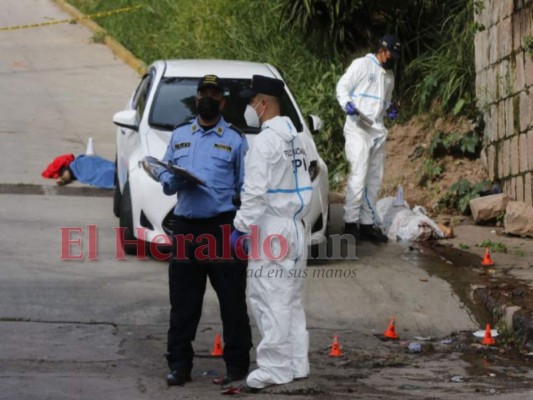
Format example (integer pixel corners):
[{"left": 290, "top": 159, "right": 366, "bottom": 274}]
[{"left": 240, "top": 75, "right": 285, "bottom": 98}]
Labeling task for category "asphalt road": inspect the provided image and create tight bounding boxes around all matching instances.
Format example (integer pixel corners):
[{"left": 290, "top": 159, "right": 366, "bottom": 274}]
[{"left": 1, "top": 1, "right": 531, "bottom": 399}]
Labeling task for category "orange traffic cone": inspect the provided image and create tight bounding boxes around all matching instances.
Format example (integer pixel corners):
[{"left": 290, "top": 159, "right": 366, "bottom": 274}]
[
  {"left": 384, "top": 317, "right": 399, "bottom": 340},
  {"left": 482, "top": 247, "right": 494, "bottom": 267},
  {"left": 211, "top": 333, "right": 223, "bottom": 356},
  {"left": 481, "top": 324, "right": 496, "bottom": 345},
  {"left": 329, "top": 335, "right": 343, "bottom": 357}
]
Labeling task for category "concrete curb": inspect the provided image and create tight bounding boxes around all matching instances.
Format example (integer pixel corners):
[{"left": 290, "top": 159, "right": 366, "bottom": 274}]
[
  {"left": 474, "top": 287, "right": 533, "bottom": 350},
  {"left": 423, "top": 243, "right": 533, "bottom": 350},
  {"left": 0, "top": 183, "right": 113, "bottom": 197},
  {"left": 329, "top": 192, "right": 344, "bottom": 204},
  {"left": 52, "top": 0, "right": 146, "bottom": 76}
]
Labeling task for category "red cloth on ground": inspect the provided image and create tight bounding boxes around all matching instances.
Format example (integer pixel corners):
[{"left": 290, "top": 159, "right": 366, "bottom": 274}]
[{"left": 41, "top": 154, "right": 75, "bottom": 179}]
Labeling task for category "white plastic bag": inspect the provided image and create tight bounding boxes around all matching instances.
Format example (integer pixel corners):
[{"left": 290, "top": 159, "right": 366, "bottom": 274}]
[{"left": 376, "top": 197, "right": 444, "bottom": 242}]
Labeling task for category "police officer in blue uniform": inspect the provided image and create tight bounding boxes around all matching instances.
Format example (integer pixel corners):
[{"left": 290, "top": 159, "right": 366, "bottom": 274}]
[{"left": 158, "top": 75, "right": 252, "bottom": 387}]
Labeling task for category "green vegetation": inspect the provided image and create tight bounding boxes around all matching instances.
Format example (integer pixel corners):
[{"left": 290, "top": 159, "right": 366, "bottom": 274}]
[
  {"left": 439, "top": 178, "right": 490, "bottom": 214},
  {"left": 428, "top": 130, "right": 482, "bottom": 159},
  {"left": 280, "top": 0, "right": 484, "bottom": 117},
  {"left": 418, "top": 119, "right": 483, "bottom": 198},
  {"left": 418, "top": 158, "right": 443, "bottom": 185},
  {"left": 91, "top": 31, "right": 106, "bottom": 43},
  {"left": 458, "top": 243, "right": 470, "bottom": 250},
  {"left": 476, "top": 240, "right": 508, "bottom": 253},
  {"left": 524, "top": 35, "right": 533, "bottom": 57},
  {"left": 401, "top": 1, "right": 484, "bottom": 116},
  {"left": 515, "top": 249, "right": 526, "bottom": 257},
  {"left": 494, "top": 308, "right": 514, "bottom": 346},
  {"left": 69, "top": 0, "right": 349, "bottom": 188},
  {"left": 68, "top": 0, "right": 483, "bottom": 195}
]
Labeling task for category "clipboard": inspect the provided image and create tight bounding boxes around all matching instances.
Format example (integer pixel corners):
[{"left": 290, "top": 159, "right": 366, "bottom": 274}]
[{"left": 141, "top": 156, "right": 207, "bottom": 187}]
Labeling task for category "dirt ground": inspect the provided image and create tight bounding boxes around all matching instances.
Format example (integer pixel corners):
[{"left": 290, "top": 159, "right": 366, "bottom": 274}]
[
  {"left": 115, "top": 323, "right": 533, "bottom": 399},
  {"left": 381, "top": 115, "right": 487, "bottom": 210}
]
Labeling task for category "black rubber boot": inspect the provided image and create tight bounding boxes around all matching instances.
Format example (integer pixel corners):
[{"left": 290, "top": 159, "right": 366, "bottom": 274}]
[
  {"left": 359, "top": 224, "right": 388, "bottom": 244},
  {"left": 344, "top": 223, "right": 362, "bottom": 241}
]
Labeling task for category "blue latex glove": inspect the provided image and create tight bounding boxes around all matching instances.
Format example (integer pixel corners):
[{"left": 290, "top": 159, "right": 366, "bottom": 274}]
[
  {"left": 231, "top": 229, "right": 245, "bottom": 251},
  {"left": 387, "top": 104, "right": 399, "bottom": 120},
  {"left": 231, "top": 229, "right": 249, "bottom": 254},
  {"left": 345, "top": 101, "right": 358, "bottom": 116}
]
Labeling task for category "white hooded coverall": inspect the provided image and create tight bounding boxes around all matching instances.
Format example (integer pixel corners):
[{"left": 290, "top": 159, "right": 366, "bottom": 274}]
[
  {"left": 336, "top": 53, "right": 395, "bottom": 225},
  {"left": 234, "top": 116, "right": 312, "bottom": 389}
]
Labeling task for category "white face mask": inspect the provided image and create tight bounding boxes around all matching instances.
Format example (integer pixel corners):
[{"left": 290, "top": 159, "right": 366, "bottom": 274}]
[{"left": 244, "top": 103, "right": 261, "bottom": 128}]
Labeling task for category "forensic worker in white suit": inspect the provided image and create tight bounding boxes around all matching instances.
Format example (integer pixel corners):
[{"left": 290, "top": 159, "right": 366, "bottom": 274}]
[
  {"left": 336, "top": 34, "right": 401, "bottom": 243},
  {"left": 232, "top": 75, "right": 312, "bottom": 390}
]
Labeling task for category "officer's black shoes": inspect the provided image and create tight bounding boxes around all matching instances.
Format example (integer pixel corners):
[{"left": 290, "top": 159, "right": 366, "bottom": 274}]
[
  {"left": 166, "top": 369, "right": 192, "bottom": 386},
  {"left": 344, "top": 223, "right": 362, "bottom": 241},
  {"left": 359, "top": 224, "right": 388, "bottom": 244},
  {"left": 212, "top": 371, "right": 248, "bottom": 386}
]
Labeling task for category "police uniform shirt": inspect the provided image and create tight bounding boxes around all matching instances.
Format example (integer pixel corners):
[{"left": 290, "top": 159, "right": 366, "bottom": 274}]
[{"left": 159, "top": 116, "right": 248, "bottom": 219}]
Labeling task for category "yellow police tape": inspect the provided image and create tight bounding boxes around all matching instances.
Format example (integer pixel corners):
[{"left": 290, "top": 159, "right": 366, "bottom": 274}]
[{"left": 0, "top": 5, "right": 144, "bottom": 32}]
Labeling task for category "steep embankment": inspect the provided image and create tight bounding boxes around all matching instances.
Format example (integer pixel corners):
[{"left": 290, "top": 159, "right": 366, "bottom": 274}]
[{"left": 381, "top": 115, "right": 487, "bottom": 211}]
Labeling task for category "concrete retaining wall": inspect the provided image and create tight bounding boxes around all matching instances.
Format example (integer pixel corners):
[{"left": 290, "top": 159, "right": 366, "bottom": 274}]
[{"left": 475, "top": 0, "right": 533, "bottom": 205}]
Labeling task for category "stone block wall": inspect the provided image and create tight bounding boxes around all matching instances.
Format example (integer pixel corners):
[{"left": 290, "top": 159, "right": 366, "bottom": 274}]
[{"left": 475, "top": 0, "right": 533, "bottom": 205}]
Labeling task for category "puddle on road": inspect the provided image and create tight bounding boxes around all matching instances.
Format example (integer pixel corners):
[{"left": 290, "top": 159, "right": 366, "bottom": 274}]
[
  {"left": 462, "top": 352, "right": 533, "bottom": 377},
  {"left": 401, "top": 243, "right": 495, "bottom": 327},
  {"left": 399, "top": 244, "right": 533, "bottom": 394}
]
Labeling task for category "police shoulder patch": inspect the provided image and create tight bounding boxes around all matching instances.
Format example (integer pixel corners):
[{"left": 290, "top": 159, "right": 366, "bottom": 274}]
[
  {"left": 227, "top": 123, "right": 245, "bottom": 137},
  {"left": 172, "top": 119, "right": 194, "bottom": 131}
]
